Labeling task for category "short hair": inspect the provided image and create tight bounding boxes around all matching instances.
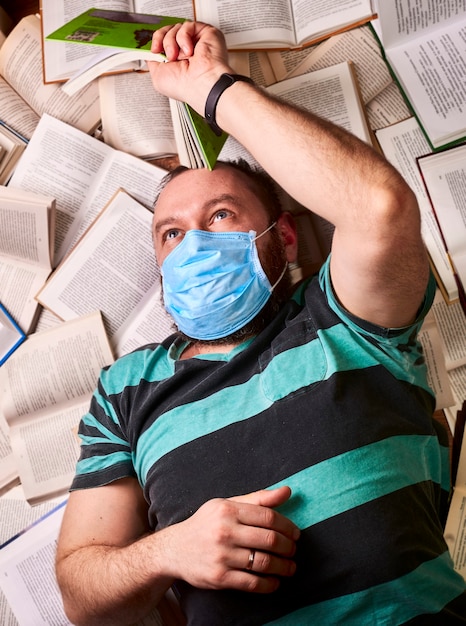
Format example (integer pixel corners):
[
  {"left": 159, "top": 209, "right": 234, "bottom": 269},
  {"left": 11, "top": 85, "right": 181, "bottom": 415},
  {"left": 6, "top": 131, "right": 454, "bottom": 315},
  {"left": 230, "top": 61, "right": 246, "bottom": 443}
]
[{"left": 153, "top": 158, "right": 285, "bottom": 222}]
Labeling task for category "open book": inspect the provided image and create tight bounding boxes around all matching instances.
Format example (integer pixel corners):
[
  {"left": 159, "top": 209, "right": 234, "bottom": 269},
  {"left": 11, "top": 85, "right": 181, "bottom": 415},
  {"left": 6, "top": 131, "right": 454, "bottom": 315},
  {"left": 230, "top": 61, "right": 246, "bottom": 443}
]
[
  {"left": 0, "top": 15, "right": 100, "bottom": 141},
  {"left": 417, "top": 144, "right": 466, "bottom": 313},
  {"left": 193, "top": 0, "right": 375, "bottom": 51},
  {"left": 444, "top": 405, "right": 466, "bottom": 583},
  {"left": 375, "top": 117, "right": 459, "bottom": 306},
  {"left": 36, "top": 189, "right": 175, "bottom": 358},
  {"left": 0, "top": 186, "right": 55, "bottom": 334},
  {"left": 40, "top": 0, "right": 194, "bottom": 83},
  {"left": 429, "top": 292, "right": 466, "bottom": 433},
  {"left": 0, "top": 302, "right": 25, "bottom": 367},
  {"left": 0, "top": 120, "right": 26, "bottom": 184},
  {"left": 8, "top": 113, "right": 167, "bottom": 267},
  {"left": 372, "top": 0, "right": 466, "bottom": 150},
  {"left": 0, "top": 311, "right": 114, "bottom": 504},
  {"left": 266, "top": 61, "right": 373, "bottom": 147}
]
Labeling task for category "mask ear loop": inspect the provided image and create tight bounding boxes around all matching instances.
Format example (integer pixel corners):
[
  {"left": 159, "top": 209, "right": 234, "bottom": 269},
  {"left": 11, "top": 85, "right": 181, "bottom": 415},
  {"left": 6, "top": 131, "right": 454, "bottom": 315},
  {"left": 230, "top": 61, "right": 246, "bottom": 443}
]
[
  {"left": 252, "top": 221, "right": 288, "bottom": 290},
  {"left": 270, "top": 262, "right": 288, "bottom": 290},
  {"left": 252, "top": 221, "right": 277, "bottom": 242}
]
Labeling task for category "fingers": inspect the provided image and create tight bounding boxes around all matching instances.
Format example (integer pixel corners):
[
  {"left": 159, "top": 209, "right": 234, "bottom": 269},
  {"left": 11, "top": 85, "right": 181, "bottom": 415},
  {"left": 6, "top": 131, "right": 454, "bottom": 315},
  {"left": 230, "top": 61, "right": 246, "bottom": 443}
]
[
  {"left": 151, "top": 22, "right": 188, "bottom": 61},
  {"left": 230, "top": 486, "right": 301, "bottom": 543}
]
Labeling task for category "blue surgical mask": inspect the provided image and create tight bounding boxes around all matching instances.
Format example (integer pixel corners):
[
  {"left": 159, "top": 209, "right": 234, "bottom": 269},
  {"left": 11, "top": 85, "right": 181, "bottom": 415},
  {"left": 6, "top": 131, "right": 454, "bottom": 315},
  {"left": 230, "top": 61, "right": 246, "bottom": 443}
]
[{"left": 161, "top": 223, "right": 286, "bottom": 340}]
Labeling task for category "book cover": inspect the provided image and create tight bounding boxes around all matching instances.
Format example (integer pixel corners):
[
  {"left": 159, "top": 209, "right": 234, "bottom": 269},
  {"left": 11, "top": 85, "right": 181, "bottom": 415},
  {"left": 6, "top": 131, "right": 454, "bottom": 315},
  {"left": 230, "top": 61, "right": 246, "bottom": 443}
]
[
  {"left": 46, "top": 7, "right": 186, "bottom": 51},
  {"left": 0, "top": 302, "right": 26, "bottom": 366},
  {"left": 184, "top": 104, "right": 228, "bottom": 170}
]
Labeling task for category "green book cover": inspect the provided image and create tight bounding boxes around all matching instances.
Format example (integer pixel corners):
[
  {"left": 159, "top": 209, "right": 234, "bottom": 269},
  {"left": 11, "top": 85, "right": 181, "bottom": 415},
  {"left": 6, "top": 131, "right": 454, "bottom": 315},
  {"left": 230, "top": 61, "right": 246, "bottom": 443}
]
[
  {"left": 46, "top": 8, "right": 186, "bottom": 51},
  {"left": 184, "top": 105, "right": 228, "bottom": 171}
]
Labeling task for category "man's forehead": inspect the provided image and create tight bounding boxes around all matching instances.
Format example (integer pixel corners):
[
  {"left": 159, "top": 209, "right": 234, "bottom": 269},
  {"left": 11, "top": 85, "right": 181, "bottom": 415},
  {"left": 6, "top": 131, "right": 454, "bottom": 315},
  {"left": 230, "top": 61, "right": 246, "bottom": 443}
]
[{"left": 155, "top": 164, "right": 262, "bottom": 210}]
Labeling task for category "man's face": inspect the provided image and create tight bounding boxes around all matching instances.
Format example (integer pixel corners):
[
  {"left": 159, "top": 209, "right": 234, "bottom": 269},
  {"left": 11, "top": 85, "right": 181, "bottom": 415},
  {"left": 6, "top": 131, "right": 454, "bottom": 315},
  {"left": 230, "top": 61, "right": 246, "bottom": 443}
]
[
  {"left": 153, "top": 164, "right": 297, "bottom": 343},
  {"left": 153, "top": 165, "right": 275, "bottom": 267}
]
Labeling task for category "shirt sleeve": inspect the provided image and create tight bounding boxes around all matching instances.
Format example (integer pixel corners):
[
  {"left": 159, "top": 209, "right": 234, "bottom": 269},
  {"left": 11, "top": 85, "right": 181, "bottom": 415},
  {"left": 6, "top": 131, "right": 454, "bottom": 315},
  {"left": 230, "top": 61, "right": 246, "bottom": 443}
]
[{"left": 70, "top": 370, "right": 137, "bottom": 491}]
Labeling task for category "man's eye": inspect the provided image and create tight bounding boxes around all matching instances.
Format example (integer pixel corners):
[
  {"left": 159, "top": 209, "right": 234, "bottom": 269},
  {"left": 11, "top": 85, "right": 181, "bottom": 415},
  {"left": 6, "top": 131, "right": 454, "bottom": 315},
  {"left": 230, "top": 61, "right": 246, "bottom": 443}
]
[
  {"left": 213, "top": 210, "right": 229, "bottom": 221},
  {"left": 165, "top": 229, "right": 180, "bottom": 241}
]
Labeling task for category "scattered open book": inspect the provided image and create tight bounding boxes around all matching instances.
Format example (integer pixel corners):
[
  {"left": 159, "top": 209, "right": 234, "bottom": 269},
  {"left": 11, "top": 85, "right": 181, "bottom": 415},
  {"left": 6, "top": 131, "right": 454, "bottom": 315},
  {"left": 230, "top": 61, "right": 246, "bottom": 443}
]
[
  {"left": 0, "top": 120, "right": 27, "bottom": 184},
  {"left": 444, "top": 403, "right": 466, "bottom": 583},
  {"left": 417, "top": 144, "right": 466, "bottom": 314},
  {"left": 8, "top": 113, "right": 167, "bottom": 267},
  {"left": 372, "top": 0, "right": 466, "bottom": 150},
  {"left": 40, "top": 0, "right": 194, "bottom": 83},
  {"left": 0, "top": 311, "right": 114, "bottom": 504},
  {"left": 193, "top": 0, "right": 375, "bottom": 51},
  {"left": 266, "top": 61, "right": 374, "bottom": 147},
  {"left": 36, "top": 189, "right": 175, "bottom": 358},
  {"left": 0, "top": 302, "right": 25, "bottom": 367},
  {"left": 0, "top": 15, "right": 101, "bottom": 141},
  {"left": 429, "top": 292, "right": 466, "bottom": 433},
  {"left": 0, "top": 186, "right": 55, "bottom": 334}
]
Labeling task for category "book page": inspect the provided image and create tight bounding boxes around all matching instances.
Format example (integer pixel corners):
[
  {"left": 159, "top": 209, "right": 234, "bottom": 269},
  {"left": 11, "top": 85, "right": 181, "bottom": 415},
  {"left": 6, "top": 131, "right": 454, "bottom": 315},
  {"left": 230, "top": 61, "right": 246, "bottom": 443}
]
[
  {"left": 286, "top": 25, "right": 391, "bottom": 104},
  {"left": 0, "top": 485, "right": 65, "bottom": 546},
  {"left": 249, "top": 52, "right": 277, "bottom": 86},
  {"left": 0, "top": 312, "right": 113, "bottom": 425},
  {"left": 8, "top": 114, "right": 166, "bottom": 266},
  {"left": 291, "top": 0, "right": 374, "bottom": 48},
  {"left": 0, "top": 503, "right": 70, "bottom": 625},
  {"left": 9, "top": 399, "right": 87, "bottom": 503},
  {"left": 0, "top": 76, "right": 40, "bottom": 141},
  {"left": 375, "top": 0, "right": 466, "bottom": 48},
  {"left": 193, "top": 0, "right": 296, "bottom": 48},
  {"left": 375, "top": 117, "right": 458, "bottom": 303},
  {"left": 37, "top": 191, "right": 173, "bottom": 357},
  {"left": 0, "top": 15, "right": 100, "bottom": 135},
  {"left": 0, "top": 188, "right": 53, "bottom": 268},
  {"left": 418, "top": 306, "right": 455, "bottom": 410},
  {"left": 384, "top": 17, "right": 466, "bottom": 148},
  {"left": 99, "top": 71, "right": 177, "bottom": 158},
  {"left": 113, "top": 285, "right": 175, "bottom": 356},
  {"left": 431, "top": 287, "right": 466, "bottom": 372},
  {"left": 0, "top": 261, "right": 51, "bottom": 333},
  {"left": 444, "top": 431, "right": 466, "bottom": 581},
  {"left": 266, "top": 47, "right": 315, "bottom": 82},
  {"left": 365, "top": 81, "right": 411, "bottom": 131},
  {"left": 418, "top": 145, "right": 466, "bottom": 292},
  {"left": 0, "top": 414, "right": 16, "bottom": 493},
  {"left": 135, "top": 0, "right": 194, "bottom": 18},
  {"left": 0, "top": 312, "right": 114, "bottom": 502},
  {"left": 267, "top": 62, "right": 372, "bottom": 144}
]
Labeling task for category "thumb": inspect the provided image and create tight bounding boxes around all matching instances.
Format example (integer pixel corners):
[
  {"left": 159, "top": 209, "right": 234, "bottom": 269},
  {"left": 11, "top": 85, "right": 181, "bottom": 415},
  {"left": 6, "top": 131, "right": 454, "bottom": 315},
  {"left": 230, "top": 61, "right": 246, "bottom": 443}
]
[{"left": 230, "top": 485, "right": 292, "bottom": 509}]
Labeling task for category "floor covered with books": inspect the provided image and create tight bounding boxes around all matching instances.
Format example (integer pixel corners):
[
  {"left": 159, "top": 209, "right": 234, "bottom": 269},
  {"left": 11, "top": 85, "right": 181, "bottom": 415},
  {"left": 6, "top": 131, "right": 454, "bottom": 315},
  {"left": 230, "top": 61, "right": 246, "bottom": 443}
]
[{"left": 1, "top": 1, "right": 466, "bottom": 624}]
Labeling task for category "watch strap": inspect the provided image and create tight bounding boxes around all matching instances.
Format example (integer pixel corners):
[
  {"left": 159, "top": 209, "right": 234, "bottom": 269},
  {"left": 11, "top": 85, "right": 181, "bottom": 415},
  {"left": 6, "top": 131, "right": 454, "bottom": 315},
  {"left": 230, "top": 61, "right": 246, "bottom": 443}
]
[{"left": 204, "top": 73, "right": 254, "bottom": 136}]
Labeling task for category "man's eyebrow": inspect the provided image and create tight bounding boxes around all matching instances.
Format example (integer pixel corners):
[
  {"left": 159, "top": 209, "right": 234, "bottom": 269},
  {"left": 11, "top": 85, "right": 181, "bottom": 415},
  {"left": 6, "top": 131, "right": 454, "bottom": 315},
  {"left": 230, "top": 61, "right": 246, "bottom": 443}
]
[{"left": 153, "top": 194, "right": 244, "bottom": 235}]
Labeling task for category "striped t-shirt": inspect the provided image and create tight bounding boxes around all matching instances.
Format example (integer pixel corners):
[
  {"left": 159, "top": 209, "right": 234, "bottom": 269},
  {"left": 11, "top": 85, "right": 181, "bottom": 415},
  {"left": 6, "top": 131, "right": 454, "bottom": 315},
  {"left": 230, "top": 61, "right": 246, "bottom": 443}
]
[{"left": 73, "top": 259, "right": 466, "bottom": 624}]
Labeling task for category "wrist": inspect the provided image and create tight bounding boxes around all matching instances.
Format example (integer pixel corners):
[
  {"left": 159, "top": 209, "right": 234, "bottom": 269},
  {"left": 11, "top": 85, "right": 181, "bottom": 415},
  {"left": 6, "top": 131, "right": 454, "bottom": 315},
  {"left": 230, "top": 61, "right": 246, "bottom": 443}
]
[{"left": 204, "top": 73, "right": 255, "bottom": 136}]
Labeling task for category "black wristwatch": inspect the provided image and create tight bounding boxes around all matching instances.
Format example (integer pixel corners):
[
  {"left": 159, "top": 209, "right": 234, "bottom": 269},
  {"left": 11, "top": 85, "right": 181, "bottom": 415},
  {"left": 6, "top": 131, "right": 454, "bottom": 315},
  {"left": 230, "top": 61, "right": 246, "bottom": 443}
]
[{"left": 204, "top": 73, "right": 254, "bottom": 136}]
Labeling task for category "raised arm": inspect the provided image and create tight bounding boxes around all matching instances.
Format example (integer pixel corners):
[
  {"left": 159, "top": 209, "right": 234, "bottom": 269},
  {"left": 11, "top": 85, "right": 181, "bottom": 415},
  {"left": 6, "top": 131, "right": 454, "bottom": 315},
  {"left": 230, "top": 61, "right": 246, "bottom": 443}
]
[{"left": 149, "top": 22, "right": 430, "bottom": 328}]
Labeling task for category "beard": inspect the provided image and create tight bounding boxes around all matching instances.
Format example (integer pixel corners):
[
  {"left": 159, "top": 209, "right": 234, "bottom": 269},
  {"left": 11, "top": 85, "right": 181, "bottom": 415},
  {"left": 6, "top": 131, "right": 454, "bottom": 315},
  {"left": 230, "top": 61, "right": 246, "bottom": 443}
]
[{"left": 176, "top": 226, "right": 293, "bottom": 348}]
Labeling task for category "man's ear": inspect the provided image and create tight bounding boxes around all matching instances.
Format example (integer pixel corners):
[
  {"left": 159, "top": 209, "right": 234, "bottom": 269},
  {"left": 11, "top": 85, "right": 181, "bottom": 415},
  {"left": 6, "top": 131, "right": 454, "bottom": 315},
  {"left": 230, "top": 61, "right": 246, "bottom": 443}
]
[{"left": 277, "top": 212, "right": 298, "bottom": 263}]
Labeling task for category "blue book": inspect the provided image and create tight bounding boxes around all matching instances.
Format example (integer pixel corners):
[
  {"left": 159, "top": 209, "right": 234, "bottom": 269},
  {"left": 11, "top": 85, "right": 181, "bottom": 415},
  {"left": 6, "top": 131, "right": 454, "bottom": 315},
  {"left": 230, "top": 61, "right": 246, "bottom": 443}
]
[{"left": 0, "top": 302, "right": 26, "bottom": 366}]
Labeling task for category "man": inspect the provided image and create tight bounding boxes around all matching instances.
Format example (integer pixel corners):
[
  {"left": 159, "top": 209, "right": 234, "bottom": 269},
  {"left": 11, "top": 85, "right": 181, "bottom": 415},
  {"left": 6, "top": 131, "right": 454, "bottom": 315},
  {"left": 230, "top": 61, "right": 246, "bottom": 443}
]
[{"left": 55, "top": 21, "right": 466, "bottom": 625}]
